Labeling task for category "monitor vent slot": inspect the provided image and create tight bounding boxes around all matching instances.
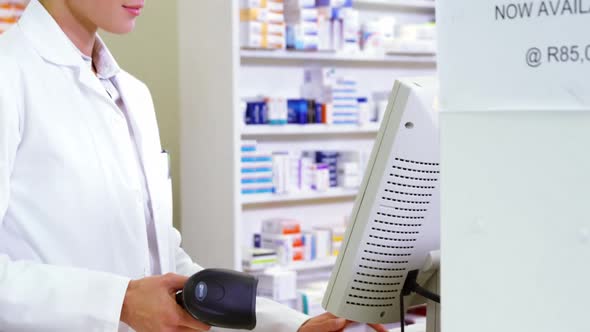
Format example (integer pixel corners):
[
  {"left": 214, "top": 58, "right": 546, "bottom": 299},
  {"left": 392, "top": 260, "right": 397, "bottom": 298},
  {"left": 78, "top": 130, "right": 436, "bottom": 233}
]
[
  {"left": 354, "top": 279, "right": 401, "bottom": 285},
  {"left": 369, "top": 235, "right": 416, "bottom": 242},
  {"left": 364, "top": 250, "right": 410, "bottom": 257},
  {"left": 366, "top": 242, "right": 414, "bottom": 250},
  {"left": 349, "top": 294, "right": 396, "bottom": 301},
  {"left": 351, "top": 287, "right": 398, "bottom": 294},
  {"left": 376, "top": 211, "right": 423, "bottom": 220},
  {"left": 378, "top": 205, "right": 427, "bottom": 212},
  {"left": 359, "top": 265, "right": 405, "bottom": 271},
  {"left": 346, "top": 157, "right": 439, "bottom": 309},
  {"left": 371, "top": 227, "right": 419, "bottom": 235},
  {"left": 387, "top": 181, "right": 435, "bottom": 190},
  {"left": 361, "top": 257, "right": 408, "bottom": 264},
  {"left": 395, "top": 157, "right": 438, "bottom": 166},
  {"left": 381, "top": 196, "right": 430, "bottom": 204},
  {"left": 347, "top": 273, "right": 402, "bottom": 307},
  {"left": 391, "top": 173, "right": 437, "bottom": 182},
  {"left": 392, "top": 165, "right": 438, "bottom": 174},
  {"left": 345, "top": 301, "right": 392, "bottom": 307},
  {"left": 356, "top": 272, "right": 403, "bottom": 280},
  {"left": 374, "top": 220, "right": 421, "bottom": 228},
  {"left": 384, "top": 189, "right": 432, "bottom": 197}
]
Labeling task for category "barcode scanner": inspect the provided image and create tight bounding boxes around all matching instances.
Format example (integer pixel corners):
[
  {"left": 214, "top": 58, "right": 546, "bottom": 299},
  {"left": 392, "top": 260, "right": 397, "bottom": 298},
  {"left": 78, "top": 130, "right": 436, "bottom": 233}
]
[{"left": 175, "top": 269, "right": 258, "bottom": 330}]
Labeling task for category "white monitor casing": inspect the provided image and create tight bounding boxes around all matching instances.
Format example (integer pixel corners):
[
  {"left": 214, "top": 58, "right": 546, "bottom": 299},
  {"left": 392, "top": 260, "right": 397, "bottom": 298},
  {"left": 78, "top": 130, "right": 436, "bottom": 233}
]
[{"left": 322, "top": 77, "right": 440, "bottom": 324}]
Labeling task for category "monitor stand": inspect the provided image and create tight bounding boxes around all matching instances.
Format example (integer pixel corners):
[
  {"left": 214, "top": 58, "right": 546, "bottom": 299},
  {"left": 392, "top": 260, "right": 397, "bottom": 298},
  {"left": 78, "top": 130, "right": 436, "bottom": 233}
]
[
  {"left": 424, "top": 270, "right": 440, "bottom": 332},
  {"left": 387, "top": 251, "right": 441, "bottom": 332},
  {"left": 422, "top": 250, "right": 440, "bottom": 332}
]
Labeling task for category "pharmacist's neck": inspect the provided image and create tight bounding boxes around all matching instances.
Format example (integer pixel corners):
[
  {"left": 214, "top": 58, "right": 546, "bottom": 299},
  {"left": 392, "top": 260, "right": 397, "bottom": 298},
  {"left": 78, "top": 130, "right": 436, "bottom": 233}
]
[{"left": 39, "top": 0, "right": 97, "bottom": 56}]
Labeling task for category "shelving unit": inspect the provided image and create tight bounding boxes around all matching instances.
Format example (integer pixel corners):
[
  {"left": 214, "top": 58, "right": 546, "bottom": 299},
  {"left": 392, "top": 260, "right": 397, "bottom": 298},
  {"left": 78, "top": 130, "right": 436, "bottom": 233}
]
[
  {"left": 289, "top": 256, "right": 338, "bottom": 271},
  {"left": 244, "top": 256, "right": 337, "bottom": 273},
  {"left": 178, "top": 0, "right": 437, "bottom": 276},
  {"left": 354, "top": 0, "right": 435, "bottom": 10},
  {"left": 240, "top": 49, "right": 436, "bottom": 64},
  {"left": 242, "top": 188, "right": 358, "bottom": 206},
  {"left": 241, "top": 123, "right": 381, "bottom": 137}
]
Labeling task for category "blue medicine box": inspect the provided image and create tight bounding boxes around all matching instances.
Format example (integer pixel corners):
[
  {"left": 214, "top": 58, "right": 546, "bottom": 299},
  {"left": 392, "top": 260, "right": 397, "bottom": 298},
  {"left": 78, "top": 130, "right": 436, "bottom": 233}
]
[
  {"left": 245, "top": 101, "right": 268, "bottom": 125},
  {"left": 287, "top": 99, "right": 309, "bottom": 124},
  {"left": 316, "top": 151, "right": 340, "bottom": 187}
]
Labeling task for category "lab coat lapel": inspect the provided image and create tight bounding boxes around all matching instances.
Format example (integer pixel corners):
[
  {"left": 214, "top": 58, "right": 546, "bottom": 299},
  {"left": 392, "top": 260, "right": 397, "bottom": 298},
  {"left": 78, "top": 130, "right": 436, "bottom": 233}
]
[
  {"left": 19, "top": 0, "right": 173, "bottom": 275},
  {"left": 18, "top": 0, "right": 113, "bottom": 102},
  {"left": 76, "top": 66, "right": 114, "bottom": 103},
  {"left": 114, "top": 74, "right": 171, "bottom": 274}
]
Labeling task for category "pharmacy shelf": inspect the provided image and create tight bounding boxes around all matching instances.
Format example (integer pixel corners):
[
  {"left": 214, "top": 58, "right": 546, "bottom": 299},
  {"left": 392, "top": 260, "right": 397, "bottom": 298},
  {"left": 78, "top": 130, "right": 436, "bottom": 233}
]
[
  {"left": 288, "top": 256, "right": 338, "bottom": 272},
  {"left": 244, "top": 257, "right": 337, "bottom": 274},
  {"left": 240, "top": 49, "right": 436, "bottom": 64},
  {"left": 242, "top": 188, "right": 358, "bottom": 206},
  {"left": 242, "top": 123, "right": 380, "bottom": 137},
  {"left": 180, "top": 1, "right": 438, "bottom": 272},
  {"left": 354, "top": 0, "right": 435, "bottom": 10}
]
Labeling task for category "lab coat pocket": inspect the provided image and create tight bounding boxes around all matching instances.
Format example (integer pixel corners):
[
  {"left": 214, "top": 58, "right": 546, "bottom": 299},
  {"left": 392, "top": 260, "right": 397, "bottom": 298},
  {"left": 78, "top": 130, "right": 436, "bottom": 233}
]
[
  {"left": 148, "top": 151, "right": 175, "bottom": 273},
  {"left": 158, "top": 151, "right": 173, "bottom": 225}
]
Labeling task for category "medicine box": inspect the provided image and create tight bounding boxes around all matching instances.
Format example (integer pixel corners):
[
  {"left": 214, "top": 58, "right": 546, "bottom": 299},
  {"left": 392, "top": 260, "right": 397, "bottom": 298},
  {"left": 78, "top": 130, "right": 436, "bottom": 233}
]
[
  {"left": 241, "top": 8, "right": 285, "bottom": 23},
  {"left": 262, "top": 218, "right": 302, "bottom": 235},
  {"left": 242, "top": 248, "right": 278, "bottom": 271},
  {"left": 284, "top": 7, "right": 318, "bottom": 23},
  {"left": 284, "top": 0, "right": 315, "bottom": 8},
  {"left": 261, "top": 233, "right": 305, "bottom": 264},
  {"left": 257, "top": 269, "right": 298, "bottom": 302},
  {"left": 241, "top": 149, "right": 274, "bottom": 194},
  {"left": 241, "top": 0, "right": 285, "bottom": 11},
  {"left": 241, "top": 31, "right": 286, "bottom": 49},
  {"left": 241, "top": 21, "right": 286, "bottom": 36}
]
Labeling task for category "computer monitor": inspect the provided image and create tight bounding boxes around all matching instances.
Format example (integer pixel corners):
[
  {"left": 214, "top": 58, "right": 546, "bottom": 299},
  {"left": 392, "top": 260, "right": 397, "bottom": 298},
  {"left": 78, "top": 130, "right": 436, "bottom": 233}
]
[{"left": 322, "top": 77, "right": 440, "bottom": 331}]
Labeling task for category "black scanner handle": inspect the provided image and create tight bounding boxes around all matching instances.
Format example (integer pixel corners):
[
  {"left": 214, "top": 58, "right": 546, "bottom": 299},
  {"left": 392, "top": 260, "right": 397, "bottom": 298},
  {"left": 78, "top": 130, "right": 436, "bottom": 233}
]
[
  {"left": 175, "top": 268, "right": 258, "bottom": 330},
  {"left": 175, "top": 290, "right": 185, "bottom": 308}
]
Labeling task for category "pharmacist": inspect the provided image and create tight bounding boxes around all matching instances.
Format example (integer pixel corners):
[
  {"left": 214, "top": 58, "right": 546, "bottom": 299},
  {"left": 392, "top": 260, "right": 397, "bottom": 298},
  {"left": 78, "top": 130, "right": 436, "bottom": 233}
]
[{"left": 0, "top": 1, "right": 386, "bottom": 332}]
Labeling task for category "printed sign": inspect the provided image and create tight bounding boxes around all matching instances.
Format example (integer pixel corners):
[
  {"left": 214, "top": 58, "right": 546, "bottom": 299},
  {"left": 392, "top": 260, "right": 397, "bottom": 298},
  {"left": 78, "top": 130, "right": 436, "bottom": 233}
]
[{"left": 437, "top": 0, "right": 590, "bottom": 111}]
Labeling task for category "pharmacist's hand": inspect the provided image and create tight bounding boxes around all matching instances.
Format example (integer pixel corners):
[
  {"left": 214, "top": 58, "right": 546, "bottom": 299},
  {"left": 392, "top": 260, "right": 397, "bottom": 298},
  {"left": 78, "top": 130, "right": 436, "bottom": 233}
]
[
  {"left": 120, "top": 273, "right": 211, "bottom": 332},
  {"left": 298, "top": 312, "right": 387, "bottom": 332}
]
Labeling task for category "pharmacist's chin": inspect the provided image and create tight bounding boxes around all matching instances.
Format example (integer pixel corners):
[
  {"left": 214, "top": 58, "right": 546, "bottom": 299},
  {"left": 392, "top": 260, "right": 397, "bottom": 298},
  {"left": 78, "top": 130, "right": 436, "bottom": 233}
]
[{"left": 100, "top": 15, "right": 137, "bottom": 35}]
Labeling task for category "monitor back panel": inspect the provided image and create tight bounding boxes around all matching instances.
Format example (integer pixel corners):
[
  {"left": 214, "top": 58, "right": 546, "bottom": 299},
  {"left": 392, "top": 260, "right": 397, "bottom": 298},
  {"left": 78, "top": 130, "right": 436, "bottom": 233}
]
[{"left": 323, "top": 77, "right": 440, "bottom": 324}]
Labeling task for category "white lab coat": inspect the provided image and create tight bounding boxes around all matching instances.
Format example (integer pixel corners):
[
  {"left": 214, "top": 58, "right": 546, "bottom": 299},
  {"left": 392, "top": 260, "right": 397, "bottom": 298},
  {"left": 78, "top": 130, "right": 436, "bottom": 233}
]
[{"left": 0, "top": 1, "right": 308, "bottom": 331}]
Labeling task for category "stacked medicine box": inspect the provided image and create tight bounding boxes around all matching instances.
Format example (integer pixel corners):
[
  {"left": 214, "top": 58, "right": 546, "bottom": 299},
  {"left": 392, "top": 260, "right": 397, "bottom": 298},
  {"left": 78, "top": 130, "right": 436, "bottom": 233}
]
[
  {"left": 302, "top": 67, "right": 359, "bottom": 125},
  {"left": 319, "top": 0, "right": 360, "bottom": 53},
  {"left": 285, "top": 0, "right": 318, "bottom": 50},
  {"left": 315, "top": 151, "right": 339, "bottom": 188},
  {"left": 297, "top": 281, "right": 329, "bottom": 316},
  {"left": 241, "top": 142, "right": 367, "bottom": 196},
  {"left": 240, "top": 0, "right": 286, "bottom": 49},
  {"left": 257, "top": 219, "right": 345, "bottom": 265},
  {"left": 285, "top": 0, "right": 359, "bottom": 52},
  {"left": 261, "top": 219, "right": 305, "bottom": 265},
  {"left": 241, "top": 141, "right": 274, "bottom": 195},
  {"left": 243, "top": 66, "right": 374, "bottom": 127},
  {"left": 331, "top": 75, "right": 359, "bottom": 124}
]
